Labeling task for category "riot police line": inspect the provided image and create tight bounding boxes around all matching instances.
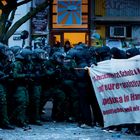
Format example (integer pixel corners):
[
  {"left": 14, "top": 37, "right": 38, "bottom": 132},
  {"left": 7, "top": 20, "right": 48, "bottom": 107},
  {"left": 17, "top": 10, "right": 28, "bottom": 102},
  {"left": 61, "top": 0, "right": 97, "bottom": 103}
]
[{"left": 0, "top": 42, "right": 140, "bottom": 135}]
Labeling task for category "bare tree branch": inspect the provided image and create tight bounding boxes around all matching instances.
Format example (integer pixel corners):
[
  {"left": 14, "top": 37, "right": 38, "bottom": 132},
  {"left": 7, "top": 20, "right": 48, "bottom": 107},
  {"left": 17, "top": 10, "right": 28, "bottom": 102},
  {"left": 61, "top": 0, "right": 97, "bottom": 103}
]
[
  {"left": 0, "top": 13, "right": 9, "bottom": 42},
  {"left": 16, "top": 0, "right": 32, "bottom": 7},
  {"left": 3, "top": 0, "right": 50, "bottom": 42},
  {"left": 2, "top": 0, "right": 31, "bottom": 13},
  {"left": 5, "top": 9, "right": 16, "bottom": 33}
]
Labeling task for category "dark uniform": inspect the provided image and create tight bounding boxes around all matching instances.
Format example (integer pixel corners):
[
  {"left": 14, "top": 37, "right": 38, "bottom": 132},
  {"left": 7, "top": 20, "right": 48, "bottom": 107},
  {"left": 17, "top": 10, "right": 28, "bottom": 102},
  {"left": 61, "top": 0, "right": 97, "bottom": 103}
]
[
  {"left": 28, "top": 48, "right": 46, "bottom": 125},
  {"left": 95, "top": 46, "right": 111, "bottom": 62},
  {"left": 4, "top": 48, "right": 15, "bottom": 123},
  {"left": 0, "top": 45, "right": 14, "bottom": 129},
  {"left": 61, "top": 54, "right": 80, "bottom": 121},
  {"left": 41, "top": 52, "right": 66, "bottom": 121},
  {"left": 72, "top": 44, "right": 93, "bottom": 126},
  {"left": 110, "top": 47, "right": 127, "bottom": 59},
  {"left": 11, "top": 49, "right": 33, "bottom": 127}
]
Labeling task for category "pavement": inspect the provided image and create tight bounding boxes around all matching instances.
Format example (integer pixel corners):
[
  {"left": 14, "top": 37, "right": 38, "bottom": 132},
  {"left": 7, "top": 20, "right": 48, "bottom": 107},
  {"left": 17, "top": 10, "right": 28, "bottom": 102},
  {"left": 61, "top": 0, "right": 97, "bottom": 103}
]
[{"left": 0, "top": 122, "right": 140, "bottom": 140}]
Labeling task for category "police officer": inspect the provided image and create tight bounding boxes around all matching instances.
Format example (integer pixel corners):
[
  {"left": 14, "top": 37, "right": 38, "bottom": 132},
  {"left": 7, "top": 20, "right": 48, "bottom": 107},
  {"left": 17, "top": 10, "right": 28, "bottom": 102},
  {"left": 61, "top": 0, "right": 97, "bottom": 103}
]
[
  {"left": 10, "top": 46, "right": 21, "bottom": 56},
  {"left": 28, "top": 48, "right": 46, "bottom": 125},
  {"left": 95, "top": 46, "right": 111, "bottom": 62},
  {"left": 110, "top": 47, "right": 127, "bottom": 59},
  {"left": 88, "top": 46, "right": 97, "bottom": 66},
  {"left": 0, "top": 45, "right": 14, "bottom": 129},
  {"left": 11, "top": 48, "right": 33, "bottom": 127},
  {"left": 41, "top": 52, "right": 66, "bottom": 121},
  {"left": 61, "top": 54, "right": 80, "bottom": 122},
  {"left": 4, "top": 48, "right": 16, "bottom": 124},
  {"left": 73, "top": 44, "right": 93, "bottom": 127}
]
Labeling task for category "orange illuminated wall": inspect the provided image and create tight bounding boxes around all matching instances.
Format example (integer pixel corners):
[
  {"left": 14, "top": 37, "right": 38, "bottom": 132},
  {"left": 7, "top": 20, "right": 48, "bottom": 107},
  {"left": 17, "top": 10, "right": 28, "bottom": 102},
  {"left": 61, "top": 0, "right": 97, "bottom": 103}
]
[
  {"left": 64, "top": 33, "right": 86, "bottom": 46},
  {"left": 52, "top": 0, "right": 88, "bottom": 29}
]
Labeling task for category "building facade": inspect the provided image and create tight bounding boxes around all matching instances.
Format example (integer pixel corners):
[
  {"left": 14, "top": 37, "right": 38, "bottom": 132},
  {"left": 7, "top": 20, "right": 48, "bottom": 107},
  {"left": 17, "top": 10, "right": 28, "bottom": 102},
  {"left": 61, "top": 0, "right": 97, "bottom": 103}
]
[
  {"left": 92, "top": 0, "right": 140, "bottom": 49},
  {"left": 50, "top": 0, "right": 89, "bottom": 46},
  {"left": 8, "top": 0, "right": 140, "bottom": 49},
  {"left": 50, "top": 0, "right": 140, "bottom": 48}
]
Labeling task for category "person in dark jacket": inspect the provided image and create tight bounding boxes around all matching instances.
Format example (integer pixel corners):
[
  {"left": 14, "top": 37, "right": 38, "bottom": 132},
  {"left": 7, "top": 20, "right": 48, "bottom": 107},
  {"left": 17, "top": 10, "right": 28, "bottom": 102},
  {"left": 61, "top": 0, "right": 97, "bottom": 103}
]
[
  {"left": 111, "top": 47, "right": 127, "bottom": 59},
  {"left": 126, "top": 48, "right": 140, "bottom": 58},
  {"left": 95, "top": 46, "right": 111, "bottom": 62}
]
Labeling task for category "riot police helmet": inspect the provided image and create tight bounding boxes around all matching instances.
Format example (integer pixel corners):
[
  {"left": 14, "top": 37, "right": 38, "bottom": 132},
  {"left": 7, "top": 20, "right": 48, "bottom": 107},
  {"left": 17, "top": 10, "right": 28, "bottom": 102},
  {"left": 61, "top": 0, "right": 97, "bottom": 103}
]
[
  {"left": 10, "top": 46, "right": 21, "bottom": 56},
  {"left": 51, "top": 51, "right": 65, "bottom": 63},
  {"left": 33, "top": 48, "right": 46, "bottom": 60},
  {"left": 20, "top": 48, "right": 33, "bottom": 61}
]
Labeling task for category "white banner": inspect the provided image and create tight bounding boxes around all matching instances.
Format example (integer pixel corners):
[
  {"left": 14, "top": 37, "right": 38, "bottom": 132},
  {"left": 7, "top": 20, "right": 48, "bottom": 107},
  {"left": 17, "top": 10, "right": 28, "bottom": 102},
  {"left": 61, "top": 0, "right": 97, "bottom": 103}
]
[{"left": 89, "top": 55, "right": 140, "bottom": 127}]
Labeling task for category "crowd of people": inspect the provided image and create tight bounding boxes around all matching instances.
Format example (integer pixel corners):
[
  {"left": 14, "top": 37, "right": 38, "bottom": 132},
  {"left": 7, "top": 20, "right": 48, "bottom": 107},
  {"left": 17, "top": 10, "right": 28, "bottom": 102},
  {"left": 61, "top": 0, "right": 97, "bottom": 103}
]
[{"left": 0, "top": 40, "right": 140, "bottom": 135}]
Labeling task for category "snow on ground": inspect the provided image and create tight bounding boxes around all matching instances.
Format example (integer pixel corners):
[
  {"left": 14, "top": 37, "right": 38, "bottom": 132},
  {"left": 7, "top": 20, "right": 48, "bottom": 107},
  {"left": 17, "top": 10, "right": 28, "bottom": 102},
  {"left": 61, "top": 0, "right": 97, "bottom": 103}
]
[{"left": 0, "top": 122, "right": 140, "bottom": 140}]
